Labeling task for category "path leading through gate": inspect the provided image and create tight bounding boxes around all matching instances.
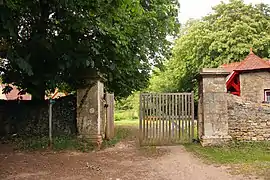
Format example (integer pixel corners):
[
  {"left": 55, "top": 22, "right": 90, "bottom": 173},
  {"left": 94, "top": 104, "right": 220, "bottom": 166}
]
[{"left": 139, "top": 92, "right": 195, "bottom": 145}]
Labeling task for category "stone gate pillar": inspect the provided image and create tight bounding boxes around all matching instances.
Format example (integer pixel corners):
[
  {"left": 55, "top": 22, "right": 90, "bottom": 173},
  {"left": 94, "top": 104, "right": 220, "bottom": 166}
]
[
  {"left": 76, "top": 74, "right": 105, "bottom": 147},
  {"left": 199, "top": 68, "right": 232, "bottom": 146}
]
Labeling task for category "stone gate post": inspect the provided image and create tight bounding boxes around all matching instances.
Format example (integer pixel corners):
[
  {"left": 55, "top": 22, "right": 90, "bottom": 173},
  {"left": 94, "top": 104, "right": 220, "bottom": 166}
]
[
  {"left": 199, "top": 68, "right": 232, "bottom": 146},
  {"left": 76, "top": 74, "right": 105, "bottom": 147}
]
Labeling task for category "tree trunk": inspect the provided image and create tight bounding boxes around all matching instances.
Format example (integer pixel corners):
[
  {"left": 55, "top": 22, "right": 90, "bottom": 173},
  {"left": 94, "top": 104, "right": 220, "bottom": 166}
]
[
  {"left": 31, "top": 86, "right": 46, "bottom": 101},
  {"left": 32, "top": 91, "right": 45, "bottom": 100}
]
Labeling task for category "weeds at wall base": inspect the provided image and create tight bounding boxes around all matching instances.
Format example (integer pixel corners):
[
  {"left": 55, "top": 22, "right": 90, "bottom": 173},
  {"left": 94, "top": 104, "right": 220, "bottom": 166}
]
[
  {"left": 2, "top": 126, "right": 134, "bottom": 152},
  {"left": 7, "top": 135, "right": 95, "bottom": 152}
]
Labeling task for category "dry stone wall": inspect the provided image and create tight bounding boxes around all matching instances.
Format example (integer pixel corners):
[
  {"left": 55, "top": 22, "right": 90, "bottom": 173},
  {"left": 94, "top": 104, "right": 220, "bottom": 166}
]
[
  {"left": 0, "top": 95, "right": 77, "bottom": 137},
  {"left": 228, "top": 94, "right": 270, "bottom": 141}
]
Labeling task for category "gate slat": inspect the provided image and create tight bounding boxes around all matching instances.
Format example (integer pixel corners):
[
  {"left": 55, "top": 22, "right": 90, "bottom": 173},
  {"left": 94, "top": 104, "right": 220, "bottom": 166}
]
[
  {"left": 185, "top": 94, "right": 187, "bottom": 140},
  {"left": 175, "top": 94, "right": 179, "bottom": 140},
  {"left": 172, "top": 94, "right": 175, "bottom": 140},
  {"left": 149, "top": 94, "right": 153, "bottom": 143},
  {"left": 181, "top": 94, "right": 185, "bottom": 140},
  {"left": 155, "top": 95, "right": 157, "bottom": 142},
  {"left": 162, "top": 94, "right": 165, "bottom": 141},
  {"left": 143, "top": 95, "right": 146, "bottom": 141},
  {"left": 158, "top": 94, "right": 161, "bottom": 143},
  {"left": 191, "top": 91, "right": 195, "bottom": 141},
  {"left": 188, "top": 94, "right": 191, "bottom": 141},
  {"left": 178, "top": 94, "right": 181, "bottom": 141},
  {"left": 151, "top": 94, "right": 154, "bottom": 143},
  {"left": 146, "top": 94, "right": 149, "bottom": 144},
  {"left": 139, "top": 94, "right": 143, "bottom": 143},
  {"left": 155, "top": 94, "right": 159, "bottom": 143},
  {"left": 152, "top": 94, "right": 154, "bottom": 142},
  {"left": 165, "top": 94, "right": 168, "bottom": 141},
  {"left": 168, "top": 94, "right": 171, "bottom": 140},
  {"left": 176, "top": 94, "right": 179, "bottom": 141}
]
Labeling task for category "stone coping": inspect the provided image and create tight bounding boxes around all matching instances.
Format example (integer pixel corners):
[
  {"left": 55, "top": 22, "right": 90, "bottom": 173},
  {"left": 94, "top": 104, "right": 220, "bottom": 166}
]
[{"left": 200, "top": 68, "right": 230, "bottom": 76}]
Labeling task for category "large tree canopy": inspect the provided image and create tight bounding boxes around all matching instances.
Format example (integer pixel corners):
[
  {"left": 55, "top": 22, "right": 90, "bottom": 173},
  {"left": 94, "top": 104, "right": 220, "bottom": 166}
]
[
  {"left": 148, "top": 0, "right": 270, "bottom": 98},
  {"left": 0, "top": 0, "right": 179, "bottom": 99}
]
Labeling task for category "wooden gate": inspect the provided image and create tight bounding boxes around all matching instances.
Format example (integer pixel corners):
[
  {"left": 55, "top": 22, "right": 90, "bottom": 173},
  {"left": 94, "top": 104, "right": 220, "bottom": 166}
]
[
  {"left": 139, "top": 92, "right": 195, "bottom": 145},
  {"left": 105, "top": 93, "right": 115, "bottom": 140}
]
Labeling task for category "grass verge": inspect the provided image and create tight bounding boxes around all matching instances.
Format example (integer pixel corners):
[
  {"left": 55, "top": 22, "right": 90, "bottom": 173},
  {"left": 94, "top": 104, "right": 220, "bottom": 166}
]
[{"left": 185, "top": 141, "right": 270, "bottom": 177}]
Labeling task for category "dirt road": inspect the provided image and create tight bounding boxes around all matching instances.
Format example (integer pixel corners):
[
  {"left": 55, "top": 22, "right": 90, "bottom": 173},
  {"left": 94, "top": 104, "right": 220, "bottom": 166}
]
[{"left": 0, "top": 140, "right": 259, "bottom": 180}]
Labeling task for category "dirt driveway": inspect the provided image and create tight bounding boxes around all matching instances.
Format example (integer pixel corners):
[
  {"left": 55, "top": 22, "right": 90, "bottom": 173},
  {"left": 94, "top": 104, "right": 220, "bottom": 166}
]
[{"left": 0, "top": 140, "right": 260, "bottom": 180}]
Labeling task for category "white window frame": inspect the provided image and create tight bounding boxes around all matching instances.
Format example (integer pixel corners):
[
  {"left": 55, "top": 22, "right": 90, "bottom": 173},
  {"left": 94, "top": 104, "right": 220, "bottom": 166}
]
[{"left": 264, "top": 90, "right": 270, "bottom": 102}]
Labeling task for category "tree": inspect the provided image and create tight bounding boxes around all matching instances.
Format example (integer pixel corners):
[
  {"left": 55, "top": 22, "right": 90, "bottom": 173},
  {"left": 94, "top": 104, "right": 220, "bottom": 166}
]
[
  {"left": 0, "top": 0, "right": 179, "bottom": 99},
  {"left": 148, "top": 0, "right": 270, "bottom": 98}
]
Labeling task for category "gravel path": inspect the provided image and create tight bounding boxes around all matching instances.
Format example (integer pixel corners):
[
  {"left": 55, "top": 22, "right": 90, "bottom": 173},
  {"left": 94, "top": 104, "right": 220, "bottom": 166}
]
[
  {"left": 0, "top": 142, "right": 260, "bottom": 180},
  {"left": 145, "top": 146, "right": 254, "bottom": 180}
]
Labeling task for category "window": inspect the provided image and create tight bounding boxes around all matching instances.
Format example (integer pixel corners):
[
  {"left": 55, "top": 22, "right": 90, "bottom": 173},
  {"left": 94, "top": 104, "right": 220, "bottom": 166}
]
[{"left": 264, "top": 90, "right": 270, "bottom": 102}]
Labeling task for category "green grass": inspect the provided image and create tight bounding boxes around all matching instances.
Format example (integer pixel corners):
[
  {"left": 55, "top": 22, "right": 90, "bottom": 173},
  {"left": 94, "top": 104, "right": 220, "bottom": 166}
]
[
  {"left": 185, "top": 141, "right": 270, "bottom": 177},
  {"left": 114, "top": 109, "right": 139, "bottom": 127},
  {"left": 115, "top": 119, "right": 139, "bottom": 126},
  {"left": 115, "top": 109, "right": 138, "bottom": 121},
  {"left": 102, "top": 126, "right": 134, "bottom": 147}
]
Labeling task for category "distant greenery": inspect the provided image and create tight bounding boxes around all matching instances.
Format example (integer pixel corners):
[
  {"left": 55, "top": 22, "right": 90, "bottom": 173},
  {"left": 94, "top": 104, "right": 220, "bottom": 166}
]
[
  {"left": 116, "top": 92, "right": 140, "bottom": 112},
  {"left": 185, "top": 141, "right": 270, "bottom": 177},
  {"left": 115, "top": 110, "right": 138, "bottom": 121},
  {"left": 115, "top": 91, "right": 140, "bottom": 124},
  {"left": 148, "top": 0, "right": 270, "bottom": 98}
]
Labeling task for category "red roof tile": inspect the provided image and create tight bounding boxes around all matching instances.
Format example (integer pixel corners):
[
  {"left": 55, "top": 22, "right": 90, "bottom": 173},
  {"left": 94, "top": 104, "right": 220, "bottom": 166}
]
[
  {"left": 220, "top": 50, "right": 270, "bottom": 72},
  {"left": 220, "top": 62, "right": 241, "bottom": 72},
  {"left": 234, "top": 51, "right": 270, "bottom": 71}
]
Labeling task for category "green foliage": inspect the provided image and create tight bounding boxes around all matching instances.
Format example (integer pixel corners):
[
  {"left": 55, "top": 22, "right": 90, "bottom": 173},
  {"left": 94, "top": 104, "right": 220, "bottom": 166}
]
[
  {"left": 116, "top": 91, "right": 140, "bottom": 111},
  {"left": 115, "top": 91, "right": 140, "bottom": 122},
  {"left": 0, "top": 0, "right": 179, "bottom": 99},
  {"left": 148, "top": 0, "right": 270, "bottom": 97}
]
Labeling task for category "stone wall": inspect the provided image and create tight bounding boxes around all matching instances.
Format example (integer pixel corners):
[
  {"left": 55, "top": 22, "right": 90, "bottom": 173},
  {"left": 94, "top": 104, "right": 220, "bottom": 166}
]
[
  {"left": 0, "top": 95, "right": 77, "bottom": 137},
  {"left": 240, "top": 71, "right": 270, "bottom": 103},
  {"left": 199, "top": 69, "right": 270, "bottom": 146},
  {"left": 228, "top": 94, "right": 270, "bottom": 141}
]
